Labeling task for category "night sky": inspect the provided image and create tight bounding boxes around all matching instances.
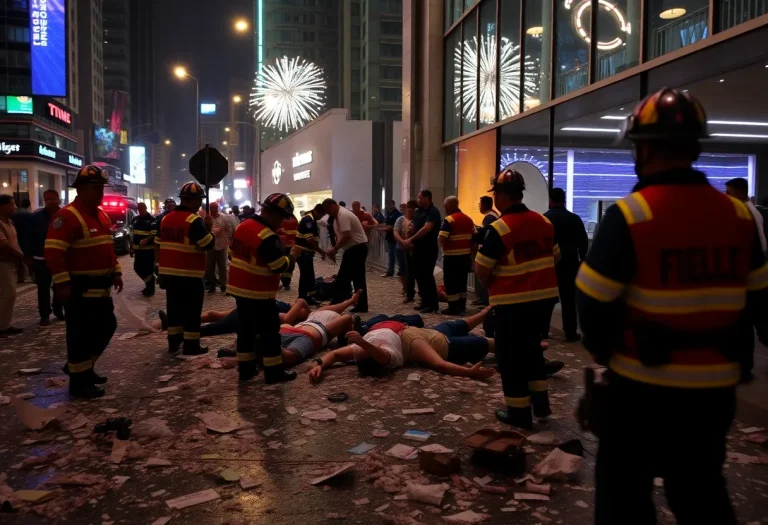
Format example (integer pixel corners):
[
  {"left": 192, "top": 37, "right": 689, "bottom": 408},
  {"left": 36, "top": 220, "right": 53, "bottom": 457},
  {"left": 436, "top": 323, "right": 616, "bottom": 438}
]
[{"left": 153, "top": 0, "right": 254, "bottom": 172}]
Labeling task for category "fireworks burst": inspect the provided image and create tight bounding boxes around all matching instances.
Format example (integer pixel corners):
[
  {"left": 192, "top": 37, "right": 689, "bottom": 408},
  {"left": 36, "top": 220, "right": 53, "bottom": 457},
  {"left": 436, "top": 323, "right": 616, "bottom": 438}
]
[
  {"left": 250, "top": 56, "right": 326, "bottom": 132},
  {"left": 454, "top": 35, "right": 539, "bottom": 124}
]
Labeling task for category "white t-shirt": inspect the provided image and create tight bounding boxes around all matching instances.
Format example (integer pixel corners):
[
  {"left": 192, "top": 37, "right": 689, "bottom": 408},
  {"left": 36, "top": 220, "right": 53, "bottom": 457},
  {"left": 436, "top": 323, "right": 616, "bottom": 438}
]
[
  {"left": 351, "top": 328, "right": 404, "bottom": 369},
  {"left": 746, "top": 201, "right": 767, "bottom": 254},
  {"left": 334, "top": 206, "right": 368, "bottom": 247}
]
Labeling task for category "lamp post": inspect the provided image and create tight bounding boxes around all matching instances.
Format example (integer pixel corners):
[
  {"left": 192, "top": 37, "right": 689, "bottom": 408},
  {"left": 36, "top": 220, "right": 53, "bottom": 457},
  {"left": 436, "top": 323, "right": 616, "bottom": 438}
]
[{"left": 173, "top": 66, "right": 200, "bottom": 150}]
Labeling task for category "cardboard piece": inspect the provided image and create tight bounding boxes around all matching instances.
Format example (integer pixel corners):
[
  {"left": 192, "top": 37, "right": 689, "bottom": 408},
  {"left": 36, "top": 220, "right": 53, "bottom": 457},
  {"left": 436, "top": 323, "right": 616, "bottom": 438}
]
[
  {"left": 442, "top": 413, "right": 462, "bottom": 422},
  {"left": 443, "top": 510, "right": 491, "bottom": 524},
  {"left": 156, "top": 375, "right": 174, "bottom": 383},
  {"left": 348, "top": 443, "right": 377, "bottom": 455},
  {"left": 149, "top": 518, "right": 172, "bottom": 525},
  {"left": 403, "top": 430, "right": 431, "bottom": 442},
  {"left": 240, "top": 478, "right": 262, "bottom": 490},
  {"left": 219, "top": 469, "right": 240, "bottom": 482},
  {"left": 310, "top": 463, "right": 355, "bottom": 485},
  {"left": 13, "top": 490, "right": 55, "bottom": 502},
  {"left": 145, "top": 458, "right": 172, "bottom": 468},
  {"left": 419, "top": 444, "right": 454, "bottom": 454},
  {"left": 12, "top": 397, "right": 67, "bottom": 430},
  {"left": 110, "top": 439, "right": 129, "bottom": 464},
  {"left": 63, "top": 413, "right": 89, "bottom": 431},
  {"left": 156, "top": 386, "right": 179, "bottom": 394},
  {"left": 385, "top": 444, "right": 418, "bottom": 460},
  {"left": 513, "top": 492, "right": 550, "bottom": 501},
  {"left": 165, "top": 489, "right": 220, "bottom": 510},
  {"left": 195, "top": 412, "right": 241, "bottom": 434},
  {"left": 533, "top": 448, "right": 584, "bottom": 480},
  {"left": 402, "top": 408, "right": 434, "bottom": 415},
  {"left": 372, "top": 429, "right": 390, "bottom": 438},
  {"left": 526, "top": 432, "right": 558, "bottom": 445},
  {"left": 301, "top": 408, "right": 337, "bottom": 421},
  {"left": 407, "top": 483, "right": 448, "bottom": 506}
]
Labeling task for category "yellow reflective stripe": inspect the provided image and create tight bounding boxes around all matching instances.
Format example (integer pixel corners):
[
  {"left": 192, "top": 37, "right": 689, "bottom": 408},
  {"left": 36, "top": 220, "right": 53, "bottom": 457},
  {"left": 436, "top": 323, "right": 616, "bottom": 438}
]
[
  {"left": 66, "top": 206, "right": 91, "bottom": 238},
  {"left": 284, "top": 229, "right": 298, "bottom": 235},
  {"left": 553, "top": 244, "right": 561, "bottom": 257},
  {"left": 132, "top": 245, "right": 154, "bottom": 250},
  {"left": 168, "top": 326, "right": 183, "bottom": 335},
  {"left": 263, "top": 355, "right": 283, "bottom": 367},
  {"left": 230, "top": 258, "right": 274, "bottom": 276},
  {"left": 616, "top": 193, "right": 653, "bottom": 225},
  {"left": 44, "top": 239, "right": 70, "bottom": 250},
  {"left": 492, "top": 257, "right": 555, "bottom": 276},
  {"left": 238, "top": 352, "right": 257, "bottom": 361},
  {"left": 296, "top": 232, "right": 313, "bottom": 238},
  {"left": 82, "top": 289, "right": 111, "bottom": 298},
  {"left": 226, "top": 284, "right": 278, "bottom": 300},
  {"left": 185, "top": 214, "right": 200, "bottom": 223},
  {"left": 528, "top": 380, "right": 547, "bottom": 392},
  {"left": 491, "top": 218, "right": 511, "bottom": 236},
  {"left": 68, "top": 359, "right": 93, "bottom": 373},
  {"left": 197, "top": 233, "right": 214, "bottom": 247},
  {"left": 490, "top": 287, "right": 559, "bottom": 305},
  {"left": 445, "top": 215, "right": 455, "bottom": 223},
  {"left": 52, "top": 272, "right": 70, "bottom": 284},
  {"left": 449, "top": 234, "right": 472, "bottom": 241},
  {"left": 160, "top": 243, "right": 203, "bottom": 253},
  {"left": 154, "top": 236, "right": 162, "bottom": 244},
  {"left": 625, "top": 285, "right": 746, "bottom": 314},
  {"left": 268, "top": 256, "right": 289, "bottom": 270},
  {"left": 158, "top": 268, "right": 205, "bottom": 278},
  {"left": 132, "top": 229, "right": 154, "bottom": 235},
  {"left": 183, "top": 332, "right": 201, "bottom": 340},
  {"left": 70, "top": 269, "right": 112, "bottom": 276},
  {"left": 474, "top": 252, "right": 497, "bottom": 268},
  {"left": 727, "top": 196, "right": 752, "bottom": 221},
  {"left": 610, "top": 354, "right": 740, "bottom": 388},
  {"left": 504, "top": 396, "right": 531, "bottom": 408},
  {"left": 72, "top": 235, "right": 113, "bottom": 248},
  {"left": 747, "top": 263, "right": 768, "bottom": 291},
  {"left": 445, "top": 293, "right": 461, "bottom": 301},
  {"left": 438, "top": 230, "right": 450, "bottom": 238},
  {"left": 444, "top": 249, "right": 471, "bottom": 255},
  {"left": 114, "top": 264, "right": 122, "bottom": 274},
  {"left": 258, "top": 228, "right": 275, "bottom": 239},
  {"left": 541, "top": 214, "right": 552, "bottom": 225},
  {"left": 575, "top": 263, "right": 626, "bottom": 302}
]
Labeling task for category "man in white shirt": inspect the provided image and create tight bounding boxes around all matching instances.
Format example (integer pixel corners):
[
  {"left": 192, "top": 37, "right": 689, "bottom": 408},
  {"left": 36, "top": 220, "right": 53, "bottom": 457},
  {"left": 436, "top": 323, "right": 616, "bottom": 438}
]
[
  {"left": 725, "top": 178, "right": 767, "bottom": 254},
  {"left": 323, "top": 198, "right": 369, "bottom": 312},
  {"left": 205, "top": 202, "right": 234, "bottom": 293}
]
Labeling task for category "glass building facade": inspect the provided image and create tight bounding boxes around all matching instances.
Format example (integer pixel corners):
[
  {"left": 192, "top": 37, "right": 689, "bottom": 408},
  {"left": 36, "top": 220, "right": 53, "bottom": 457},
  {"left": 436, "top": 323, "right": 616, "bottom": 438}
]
[{"left": 442, "top": 0, "right": 768, "bottom": 233}]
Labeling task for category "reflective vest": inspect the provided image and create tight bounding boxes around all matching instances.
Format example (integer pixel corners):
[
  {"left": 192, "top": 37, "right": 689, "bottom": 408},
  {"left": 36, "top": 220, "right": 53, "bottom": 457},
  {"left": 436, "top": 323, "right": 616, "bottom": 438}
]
[
  {"left": 44, "top": 199, "right": 119, "bottom": 298},
  {"left": 441, "top": 211, "right": 475, "bottom": 256},
  {"left": 605, "top": 185, "right": 757, "bottom": 388},
  {"left": 278, "top": 216, "right": 299, "bottom": 247},
  {"left": 486, "top": 211, "right": 559, "bottom": 306},
  {"left": 157, "top": 210, "right": 207, "bottom": 278},
  {"left": 228, "top": 219, "right": 283, "bottom": 300},
  {"left": 131, "top": 214, "right": 157, "bottom": 250}
]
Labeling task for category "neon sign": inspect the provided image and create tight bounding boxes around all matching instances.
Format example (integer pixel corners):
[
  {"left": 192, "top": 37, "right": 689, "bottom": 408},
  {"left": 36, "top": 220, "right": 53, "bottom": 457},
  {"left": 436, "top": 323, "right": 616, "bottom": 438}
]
[
  {"left": 38, "top": 145, "right": 56, "bottom": 159},
  {"left": 292, "top": 151, "right": 313, "bottom": 168},
  {"left": 293, "top": 170, "right": 311, "bottom": 181},
  {"left": 564, "top": 0, "right": 631, "bottom": 51},
  {"left": 272, "top": 161, "right": 282, "bottom": 184},
  {"left": 48, "top": 102, "right": 71, "bottom": 124}
]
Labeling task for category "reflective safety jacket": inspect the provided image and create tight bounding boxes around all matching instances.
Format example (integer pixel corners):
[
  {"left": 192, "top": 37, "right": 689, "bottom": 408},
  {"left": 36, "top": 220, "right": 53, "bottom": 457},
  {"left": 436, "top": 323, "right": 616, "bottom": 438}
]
[
  {"left": 44, "top": 197, "right": 120, "bottom": 297},
  {"left": 156, "top": 208, "right": 213, "bottom": 278},
  {"left": 439, "top": 210, "right": 476, "bottom": 256},
  {"left": 278, "top": 215, "right": 299, "bottom": 247},
  {"left": 131, "top": 213, "right": 157, "bottom": 250},
  {"left": 296, "top": 213, "right": 320, "bottom": 248},
  {"left": 228, "top": 216, "right": 292, "bottom": 300},
  {"left": 576, "top": 170, "right": 768, "bottom": 388},
  {"left": 476, "top": 205, "right": 559, "bottom": 306}
]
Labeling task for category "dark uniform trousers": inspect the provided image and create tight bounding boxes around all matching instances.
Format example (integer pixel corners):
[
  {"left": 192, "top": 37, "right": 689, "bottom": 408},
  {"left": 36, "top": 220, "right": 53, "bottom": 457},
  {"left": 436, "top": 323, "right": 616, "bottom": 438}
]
[
  {"left": 595, "top": 373, "right": 736, "bottom": 525},
  {"left": 134, "top": 250, "right": 156, "bottom": 291},
  {"left": 65, "top": 279, "right": 117, "bottom": 376},
  {"left": 297, "top": 252, "right": 316, "bottom": 299},
  {"left": 443, "top": 254, "right": 471, "bottom": 312},
  {"left": 281, "top": 246, "right": 296, "bottom": 288},
  {"left": 235, "top": 297, "right": 282, "bottom": 371},
  {"left": 543, "top": 260, "right": 579, "bottom": 338},
  {"left": 331, "top": 243, "right": 369, "bottom": 310},
  {"left": 404, "top": 249, "right": 417, "bottom": 301},
  {"left": 164, "top": 275, "right": 204, "bottom": 352},
  {"left": 413, "top": 244, "right": 439, "bottom": 307},
  {"left": 33, "top": 259, "right": 63, "bottom": 320},
  {"left": 495, "top": 300, "right": 549, "bottom": 415}
]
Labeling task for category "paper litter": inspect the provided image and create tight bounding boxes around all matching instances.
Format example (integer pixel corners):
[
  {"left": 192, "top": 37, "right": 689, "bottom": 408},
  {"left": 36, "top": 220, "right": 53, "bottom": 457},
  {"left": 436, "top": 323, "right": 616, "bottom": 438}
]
[
  {"left": 165, "top": 489, "right": 220, "bottom": 509},
  {"left": 406, "top": 483, "right": 447, "bottom": 506},
  {"left": 301, "top": 408, "right": 337, "bottom": 421}
]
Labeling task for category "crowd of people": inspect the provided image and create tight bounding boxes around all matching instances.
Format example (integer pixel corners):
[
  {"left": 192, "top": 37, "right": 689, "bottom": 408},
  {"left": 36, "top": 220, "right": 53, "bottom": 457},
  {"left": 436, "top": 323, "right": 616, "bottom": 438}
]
[{"left": 1, "top": 88, "right": 768, "bottom": 524}]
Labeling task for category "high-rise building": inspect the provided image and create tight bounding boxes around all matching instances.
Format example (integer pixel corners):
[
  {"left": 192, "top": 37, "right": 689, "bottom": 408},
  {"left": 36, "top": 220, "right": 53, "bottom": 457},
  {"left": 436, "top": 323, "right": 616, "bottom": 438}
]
[
  {"left": 129, "top": 0, "right": 154, "bottom": 137},
  {"left": 102, "top": 0, "right": 130, "bottom": 133},
  {"left": 359, "top": 0, "right": 403, "bottom": 121},
  {"left": 75, "top": 0, "right": 105, "bottom": 130}
]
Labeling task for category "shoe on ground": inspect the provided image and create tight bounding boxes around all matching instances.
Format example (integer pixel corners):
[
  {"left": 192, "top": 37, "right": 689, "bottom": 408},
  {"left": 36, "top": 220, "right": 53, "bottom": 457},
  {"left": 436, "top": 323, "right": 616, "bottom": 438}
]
[
  {"left": 0, "top": 326, "right": 23, "bottom": 336},
  {"left": 182, "top": 346, "right": 209, "bottom": 356},
  {"left": 61, "top": 364, "right": 108, "bottom": 384},
  {"left": 420, "top": 306, "right": 439, "bottom": 314},
  {"left": 565, "top": 333, "right": 582, "bottom": 343},
  {"left": 217, "top": 348, "right": 237, "bottom": 358},
  {"left": 283, "top": 285, "right": 291, "bottom": 291},
  {"left": 69, "top": 383, "right": 105, "bottom": 399},
  {"left": 158, "top": 310, "right": 168, "bottom": 331},
  {"left": 265, "top": 368, "right": 297, "bottom": 384},
  {"left": 403, "top": 298, "right": 414, "bottom": 304},
  {"left": 220, "top": 286, "right": 226, "bottom": 293},
  {"left": 544, "top": 359, "right": 565, "bottom": 376},
  {"left": 349, "top": 307, "right": 368, "bottom": 314},
  {"left": 440, "top": 308, "right": 461, "bottom": 315},
  {"left": 413, "top": 304, "right": 427, "bottom": 311},
  {"left": 168, "top": 345, "right": 180, "bottom": 354},
  {"left": 40, "top": 318, "right": 50, "bottom": 327},
  {"left": 494, "top": 407, "right": 533, "bottom": 430},
  {"left": 471, "top": 299, "right": 488, "bottom": 306},
  {"left": 238, "top": 365, "right": 261, "bottom": 382}
]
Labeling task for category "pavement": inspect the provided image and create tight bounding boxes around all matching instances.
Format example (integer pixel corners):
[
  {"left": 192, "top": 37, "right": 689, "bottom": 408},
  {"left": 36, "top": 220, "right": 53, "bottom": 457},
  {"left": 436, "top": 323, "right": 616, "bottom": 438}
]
[{"left": 1, "top": 257, "right": 767, "bottom": 524}]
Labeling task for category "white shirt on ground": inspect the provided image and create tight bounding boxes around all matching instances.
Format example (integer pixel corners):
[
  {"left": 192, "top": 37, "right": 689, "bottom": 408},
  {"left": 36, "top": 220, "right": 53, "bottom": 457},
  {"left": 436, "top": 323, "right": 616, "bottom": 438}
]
[
  {"left": 745, "top": 201, "right": 767, "bottom": 254},
  {"left": 351, "top": 328, "right": 404, "bottom": 369},
  {"left": 334, "top": 206, "right": 368, "bottom": 247}
]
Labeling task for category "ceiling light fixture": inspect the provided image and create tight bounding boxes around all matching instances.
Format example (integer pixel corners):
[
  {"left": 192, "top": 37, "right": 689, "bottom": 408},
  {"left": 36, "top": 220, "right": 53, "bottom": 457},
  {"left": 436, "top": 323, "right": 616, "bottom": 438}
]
[
  {"left": 708, "top": 120, "right": 768, "bottom": 127},
  {"left": 711, "top": 133, "right": 768, "bottom": 139},
  {"left": 718, "top": 79, "right": 725, "bottom": 83},
  {"left": 526, "top": 26, "right": 544, "bottom": 36},
  {"left": 561, "top": 127, "right": 620, "bottom": 133},
  {"left": 600, "top": 115, "right": 627, "bottom": 120},
  {"left": 659, "top": 8, "right": 686, "bottom": 19}
]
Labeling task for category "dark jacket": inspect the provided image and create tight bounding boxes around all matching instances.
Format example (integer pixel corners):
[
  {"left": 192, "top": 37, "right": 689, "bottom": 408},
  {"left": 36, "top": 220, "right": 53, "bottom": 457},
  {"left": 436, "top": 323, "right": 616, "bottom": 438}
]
[
  {"left": 544, "top": 205, "right": 588, "bottom": 265},
  {"left": 23, "top": 207, "right": 58, "bottom": 258}
]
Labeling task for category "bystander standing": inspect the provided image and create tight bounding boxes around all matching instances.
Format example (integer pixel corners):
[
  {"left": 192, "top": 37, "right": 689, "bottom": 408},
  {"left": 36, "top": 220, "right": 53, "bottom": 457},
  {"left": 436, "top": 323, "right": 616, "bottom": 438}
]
[
  {"left": 205, "top": 202, "right": 233, "bottom": 293},
  {"left": 324, "top": 198, "right": 369, "bottom": 313},
  {"left": 379, "top": 199, "right": 402, "bottom": 278},
  {"left": 402, "top": 189, "right": 442, "bottom": 313},
  {"left": 0, "top": 195, "right": 24, "bottom": 336}
]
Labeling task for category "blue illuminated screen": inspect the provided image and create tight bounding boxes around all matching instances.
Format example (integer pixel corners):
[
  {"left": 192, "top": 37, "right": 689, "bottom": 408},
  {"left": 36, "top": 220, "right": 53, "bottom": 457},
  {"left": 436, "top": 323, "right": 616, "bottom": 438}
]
[{"left": 30, "top": 0, "right": 67, "bottom": 97}]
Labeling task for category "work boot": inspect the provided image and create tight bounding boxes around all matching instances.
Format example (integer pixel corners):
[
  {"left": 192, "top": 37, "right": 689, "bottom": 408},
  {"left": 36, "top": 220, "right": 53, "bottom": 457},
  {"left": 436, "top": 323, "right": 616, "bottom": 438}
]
[
  {"left": 69, "top": 375, "right": 105, "bottom": 399},
  {"left": 495, "top": 407, "right": 533, "bottom": 430},
  {"left": 264, "top": 366, "right": 297, "bottom": 385},
  {"left": 182, "top": 345, "right": 209, "bottom": 356},
  {"left": 459, "top": 298, "right": 467, "bottom": 313},
  {"left": 238, "top": 362, "right": 261, "bottom": 382},
  {"left": 532, "top": 392, "right": 552, "bottom": 419},
  {"left": 544, "top": 359, "right": 565, "bottom": 376},
  {"left": 158, "top": 310, "right": 169, "bottom": 331},
  {"left": 40, "top": 317, "right": 50, "bottom": 327},
  {"left": 441, "top": 302, "right": 462, "bottom": 315},
  {"left": 54, "top": 309, "right": 65, "bottom": 321},
  {"left": 142, "top": 287, "right": 155, "bottom": 297},
  {"left": 61, "top": 364, "right": 108, "bottom": 384}
]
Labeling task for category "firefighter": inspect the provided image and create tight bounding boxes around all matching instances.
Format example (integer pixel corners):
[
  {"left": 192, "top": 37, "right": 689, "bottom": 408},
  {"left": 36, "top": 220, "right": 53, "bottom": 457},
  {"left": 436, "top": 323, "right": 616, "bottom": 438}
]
[
  {"left": 228, "top": 193, "right": 302, "bottom": 383},
  {"left": 474, "top": 169, "right": 560, "bottom": 429},
  {"left": 155, "top": 182, "right": 214, "bottom": 355},
  {"left": 130, "top": 202, "right": 157, "bottom": 296},
  {"left": 278, "top": 212, "right": 299, "bottom": 290},
  {"left": 45, "top": 165, "right": 123, "bottom": 399},
  {"left": 296, "top": 203, "right": 327, "bottom": 305},
  {"left": 439, "top": 196, "right": 476, "bottom": 314},
  {"left": 576, "top": 88, "right": 768, "bottom": 525}
]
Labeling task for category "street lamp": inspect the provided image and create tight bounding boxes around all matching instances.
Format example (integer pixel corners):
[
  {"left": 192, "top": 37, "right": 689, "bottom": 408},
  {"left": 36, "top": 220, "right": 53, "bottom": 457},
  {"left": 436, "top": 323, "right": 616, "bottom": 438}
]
[
  {"left": 234, "top": 18, "right": 249, "bottom": 33},
  {"left": 232, "top": 95, "right": 242, "bottom": 104},
  {"left": 172, "top": 65, "right": 200, "bottom": 149},
  {"left": 164, "top": 139, "right": 171, "bottom": 146},
  {"left": 222, "top": 141, "right": 228, "bottom": 146},
  {"left": 225, "top": 127, "right": 231, "bottom": 132},
  {"left": 181, "top": 153, "right": 187, "bottom": 158}
]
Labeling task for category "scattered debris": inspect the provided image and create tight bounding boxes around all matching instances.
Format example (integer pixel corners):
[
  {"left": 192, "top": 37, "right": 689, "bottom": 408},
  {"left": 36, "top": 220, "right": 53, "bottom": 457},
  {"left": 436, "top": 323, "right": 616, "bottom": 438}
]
[
  {"left": 348, "top": 443, "right": 377, "bottom": 455},
  {"left": 402, "top": 408, "right": 434, "bottom": 415},
  {"left": 156, "top": 374, "right": 174, "bottom": 383},
  {"left": 310, "top": 463, "right": 355, "bottom": 485},
  {"left": 375, "top": 503, "right": 390, "bottom": 512},
  {"left": 12, "top": 490, "right": 54, "bottom": 503},
  {"left": 513, "top": 493, "right": 550, "bottom": 501},
  {"left": 353, "top": 498, "right": 369, "bottom": 506},
  {"left": 195, "top": 412, "right": 243, "bottom": 434},
  {"left": 132, "top": 417, "right": 172, "bottom": 439},
  {"left": 18, "top": 368, "right": 42, "bottom": 375},
  {"left": 473, "top": 476, "right": 493, "bottom": 486},
  {"left": 12, "top": 397, "right": 66, "bottom": 430},
  {"left": 533, "top": 448, "right": 584, "bottom": 480},
  {"left": 372, "top": 429, "right": 390, "bottom": 438},
  {"left": 149, "top": 518, "right": 172, "bottom": 525},
  {"left": 45, "top": 377, "right": 67, "bottom": 388},
  {"left": 526, "top": 432, "right": 558, "bottom": 445},
  {"left": 165, "top": 489, "right": 220, "bottom": 510},
  {"left": 419, "top": 444, "right": 453, "bottom": 454},
  {"left": 109, "top": 439, "right": 129, "bottom": 464},
  {"left": 407, "top": 373, "right": 421, "bottom": 381},
  {"left": 575, "top": 500, "right": 589, "bottom": 509},
  {"left": 403, "top": 430, "right": 431, "bottom": 442},
  {"left": 301, "top": 408, "right": 337, "bottom": 421},
  {"left": 263, "top": 428, "right": 278, "bottom": 437},
  {"left": 406, "top": 483, "right": 447, "bottom": 506},
  {"left": 219, "top": 469, "right": 240, "bottom": 482},
  {"left": 286, "top": 406, "right": 299, "bottom": 415},
  {"left": 156, "top": 386, "right": 179, "bottom": 394},
  {"left": 47, "top": 473, "right": 103, "bottom": 486},
  {"left": 63, "top": 413, "right": 89, "bottom": 431},
  {"left": 442, "top": 414, "right": 461, "bottom": 422},
  {"left": 525, "top": 481, "right": 551, "bottom": 495},
  {"left": 442, "top": 510, "right": 491, "bottom": 524},
  {"left": 145, "top": 458, "right": 172, "bottom": 468},
  {"left": 419, "top": 451, "right": 460, "bottom": 476},
  {"left": 740, "top": 427, "right": 764, "bottom": 434},
  {"left": 385, "top": 444, "right": 418, "bottom": 460},
  {"left": 240, "top": 478, "right": 262, "bottom": 490}
]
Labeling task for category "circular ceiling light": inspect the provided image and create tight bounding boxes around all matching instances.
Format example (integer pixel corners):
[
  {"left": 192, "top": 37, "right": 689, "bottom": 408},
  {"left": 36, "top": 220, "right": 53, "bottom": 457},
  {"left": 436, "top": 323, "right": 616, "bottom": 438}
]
[
  {"left": 659, "top": 8, "right": 686, "bottom": 19},
  {"left": 526, "top": 26, "right": 544, "bottom": 36},
  {"left": 566, "top": 0, "right": 630, "bottom": 50}
]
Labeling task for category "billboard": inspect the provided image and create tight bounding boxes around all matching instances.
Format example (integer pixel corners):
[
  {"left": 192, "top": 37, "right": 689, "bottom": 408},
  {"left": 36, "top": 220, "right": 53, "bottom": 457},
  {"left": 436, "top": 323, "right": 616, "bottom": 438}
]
[
  {"left": 128, "top": 146, "right": 146, "bottom": 185},
  {"left": 93, "top": 127, "right": 120, "bottom": 160},
  {"left": 30, "top": 0, "right": 67, "bottom": 97},
  {"left": 7, "top": 96, "right": 33, "bottom": 114},
  {"left": 200, "top": 103, "right": 217, "bottom": 115}
]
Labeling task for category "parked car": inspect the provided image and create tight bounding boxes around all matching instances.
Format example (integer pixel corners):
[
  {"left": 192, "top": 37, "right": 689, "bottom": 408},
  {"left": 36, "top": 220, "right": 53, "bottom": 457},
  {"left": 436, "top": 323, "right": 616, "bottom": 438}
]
[{"left": 101, "top": 195, "right": 139, "bottom": 255}]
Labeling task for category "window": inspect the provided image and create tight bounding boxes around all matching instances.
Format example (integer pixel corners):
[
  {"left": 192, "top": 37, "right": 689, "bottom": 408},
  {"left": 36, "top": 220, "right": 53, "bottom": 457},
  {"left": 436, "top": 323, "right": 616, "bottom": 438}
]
[
  {"left": 461, "top": 8, "right": 478, "bottom": 135},
  {"left": 499, "top": 0, "right": 522, "bottom": 119},
  {"left": 8, "top": 26, "right": 30, "bottom": 43},
  {"left": 477, "top": 0, "right": 496, "bottom": 129},
  {"left": 445, "top": 0, "right": 464, "bottom": 30},
  {"left": 380, "top": 21, "right": 402, "bottom": 36},
  {"left": 596, "top": 0, "right": 640, "bottom": 80},
  {"left": 381, "top": 87, "right": 402, "bottom": 103},
  {"left": 380, "top": 65, "right": 402, "bottom": 80},
  {"left": 444, "top": 27, "right": 461, "bottom": 141},
  {"left": 381, "top": 0, "right": 403, "bottom": 15},
  {"left": 649, "top": 0, "right": 708, "bottom": 58},
  {"left": 303, "top": 31, "right": 316, "bottom": 42},
  {"left": 381, "top": 43, "right": 402, "bottom": 58},
  {"left": 555, "top": 0, "right": 590, "bottom": 97}
]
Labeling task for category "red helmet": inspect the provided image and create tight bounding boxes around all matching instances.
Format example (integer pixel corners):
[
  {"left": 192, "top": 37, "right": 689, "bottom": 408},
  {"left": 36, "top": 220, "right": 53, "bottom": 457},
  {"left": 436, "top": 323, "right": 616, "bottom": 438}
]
[
  {"left": 260, "top": 193, "right": 295, "bottom": 218},
  {"left": 178, "top": 182, "right": 204, "bottom": 198},
  {"left": 71, "top": 165, "right": 108, "bottom": 187},
  {"left": 490, "top": 168, "right": 526, "bottom": 193},
  {"left": 620, "top": 88, "right": 708, "bottom": 142}
]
